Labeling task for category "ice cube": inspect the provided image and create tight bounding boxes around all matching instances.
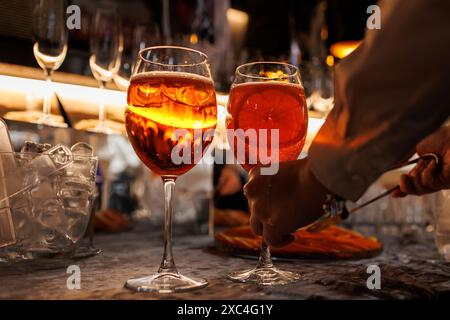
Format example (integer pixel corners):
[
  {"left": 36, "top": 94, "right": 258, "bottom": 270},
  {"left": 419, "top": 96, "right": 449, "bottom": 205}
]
[
  {"left": 10, "top": 205, "right": 34, "bottom": 243},
  {"left": 10, "top": 202, "right": 66, "bottom": 254},
  {"left": 29, "top": 192, "right": 73, "bottom": 251},
  {"left": 20, "top": 141, "right": 52, "bottom": 154},
  {"left": 1, "top": 144, "right": 98, "bottom": 257},
  {"left": 65, "top": 208, "right": 90, "bottom": 242},
  {"left": 34, "top": 227, "right": 72, "bottom": 253},
  {"left": 61, "top": 188, "right": 91, "bottom": 211},
  {"left": 65, "top": 144, "right": 96, "bottom": 183},
  {"left": 46, "top": 145, "right": 73, "bottom": 166},
  {"left": 32, "top": 196, "right": 65, "bottom": 229},
  {"left": 10, "top": 146, "right": 73, "bottom": 199},
  {"left": 71, "top": 142, "right": 94, "bottom": 157}
]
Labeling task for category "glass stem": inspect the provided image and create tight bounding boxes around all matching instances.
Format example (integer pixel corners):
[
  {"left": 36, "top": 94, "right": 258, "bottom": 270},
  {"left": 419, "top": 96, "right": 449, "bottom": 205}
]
[
  {"left": 158, "top": 177, "right": 178, "bottom": 274},
  {"left": 43, "top": 70, "right": 53, "bottom": 119},
  {"left": 98, "top": 81, "right": 107, "bottom": 128},
  {"left": 256, "top": 240, "right": 274, "bottom": 269}
]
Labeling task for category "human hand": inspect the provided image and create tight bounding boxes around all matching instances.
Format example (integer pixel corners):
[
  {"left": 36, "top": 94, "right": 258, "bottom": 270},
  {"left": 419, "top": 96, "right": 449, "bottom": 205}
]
[
  {"left": 392, "top": 126, "right": 450, "bottom": 197},
  {"left": 244, "top": 158, "right": 328, "bottom": 247}
]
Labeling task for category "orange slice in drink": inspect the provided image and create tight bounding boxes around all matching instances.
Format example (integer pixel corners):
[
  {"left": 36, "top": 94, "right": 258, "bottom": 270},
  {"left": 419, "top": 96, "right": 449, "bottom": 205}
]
[{"left": 231, "top": 82, "right": 307, "bottom": 147}]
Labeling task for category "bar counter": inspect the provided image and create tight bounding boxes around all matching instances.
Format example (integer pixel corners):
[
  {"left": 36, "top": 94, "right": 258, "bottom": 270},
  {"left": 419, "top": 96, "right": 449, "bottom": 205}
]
[{"left": 1, "top": 223, "right": 449, "bottom": 300}]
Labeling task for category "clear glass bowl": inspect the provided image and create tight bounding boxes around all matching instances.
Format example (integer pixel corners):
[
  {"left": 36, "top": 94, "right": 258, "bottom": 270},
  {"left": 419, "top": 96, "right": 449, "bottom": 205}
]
[{"left": 0, "top": 146, "right": 98, "bottom": 261}]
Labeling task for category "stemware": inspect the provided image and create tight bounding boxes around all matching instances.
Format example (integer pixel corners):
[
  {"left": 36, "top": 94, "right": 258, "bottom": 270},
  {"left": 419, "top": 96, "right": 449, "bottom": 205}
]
[
  {"left": 89, "top": 3, "right": 122, "bottom": 133},
  {"left": 226, "top": 62, "right": 308, "bottom": 285},
  {"left": 32, "top": 0, "right": 68, "bottom": 127},
  {"left": 114, "top": 23, "right": 161, "bottom": 92},
  {"left": 124, "top": 46, "right": 217, "bottom": 293}
]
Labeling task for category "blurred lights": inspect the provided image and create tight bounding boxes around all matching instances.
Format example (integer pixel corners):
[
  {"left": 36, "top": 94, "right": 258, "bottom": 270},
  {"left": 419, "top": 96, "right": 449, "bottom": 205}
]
[
  {"left": 227, "top": 8, "right": 249, "bottom": 27},
  {"left": 227, "top": 8, "right": 249, "bottom": 53},
  {"left": 190, "top": 33, "right": 199, "bottom": 45},
  {"left": 330, "top": 41, "right": 361, "bottom": 59},
  {"left": 326, "top": 55, "right": 334, "bottom": 67},
  {"left": 0, "top": 72, "right": 326, "bottom": 147},
  {"left": 0, "top": 74, "right": 126, "bottom": 119}
]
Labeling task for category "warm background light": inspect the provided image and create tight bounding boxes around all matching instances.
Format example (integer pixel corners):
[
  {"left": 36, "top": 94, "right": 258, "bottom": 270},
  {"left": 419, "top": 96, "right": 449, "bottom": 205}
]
[
  {"left": 0, "top": 62, "right": 326, "bottom": 141},
  {"left": 227, "top": 8, "right": 249, "bottom": 58},
  {"left": 0, "top": 73, "right": 127, "bottom": 133},
  {"left": 330, "top": 40, "right": 361, "bottom": 59}
]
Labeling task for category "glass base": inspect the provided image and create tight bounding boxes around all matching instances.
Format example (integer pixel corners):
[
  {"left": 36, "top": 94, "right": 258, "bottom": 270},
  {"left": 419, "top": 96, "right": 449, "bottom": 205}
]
[
  {"left": 125, "top": 272, "right": 208, "bottom": 293},
  {"left": 3, "top": 111, "right": 67, "bottom": 128},
  {"left": 37, "top": 114, "right": 68, "bottom": 128},
  {"left": 74, "top": 119, "right": 124, "bottom": 134},
  {"left": 89, "top": 123, "right": 115, "bottom": 134},
  {"left": 71, "top": 246, "right": 102, "bottom": 259},
  {"left": 228, "top": 267, "right": 302, "bottom": 286}
]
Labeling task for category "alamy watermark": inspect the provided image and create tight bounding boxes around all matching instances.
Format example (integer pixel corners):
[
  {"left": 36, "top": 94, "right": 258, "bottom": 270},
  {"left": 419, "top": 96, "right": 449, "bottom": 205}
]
[
  {"left": 367, "top": 5, "right": 381, "bottom": 30},
  {"left": 366, "top": 264, "right": 381, "bottom": 290},
  {"left": 66, "top": 265, "right": 81, "bottom": 290},
  {"left": 65, "top": 4, "right": 380, "bottom": 32},
  {"left": 66, "top": 5, "right": 81, "bottom": 30},
  {"left": 170, "top": 128, "right": 280, "bottom": 176}
]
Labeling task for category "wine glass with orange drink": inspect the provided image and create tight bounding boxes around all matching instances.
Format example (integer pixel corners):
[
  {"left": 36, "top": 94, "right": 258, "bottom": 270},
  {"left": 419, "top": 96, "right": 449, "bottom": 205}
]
[
  {"left": 226, "top": 62, "right": 308, "bottom": 285},
  {"left": 124, "top": 46, "right": 217, "bottom": 293}
]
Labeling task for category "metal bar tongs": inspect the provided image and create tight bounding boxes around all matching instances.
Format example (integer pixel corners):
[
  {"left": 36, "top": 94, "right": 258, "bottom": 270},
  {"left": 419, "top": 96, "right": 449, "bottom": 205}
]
[{"left": 305, "top": 153, "right": 440, "bottom": 233}]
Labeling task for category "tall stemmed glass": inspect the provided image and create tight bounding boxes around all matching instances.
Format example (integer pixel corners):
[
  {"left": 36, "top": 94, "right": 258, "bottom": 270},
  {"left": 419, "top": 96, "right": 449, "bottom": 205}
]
[
  {"left": 89, "top": 3, "right": 122, "bottom": 133},
  {"left": 226, "top": 62, "right": 308, "bottom": 285},
  {"left": 114, "top": 23, "right": 161, "bottom": 91},
  {"left": 124, "top": 46, "right": 217, "bottom": 293},
  {"left": 32, "top": 0, "right": 68, "bottom": 127}
]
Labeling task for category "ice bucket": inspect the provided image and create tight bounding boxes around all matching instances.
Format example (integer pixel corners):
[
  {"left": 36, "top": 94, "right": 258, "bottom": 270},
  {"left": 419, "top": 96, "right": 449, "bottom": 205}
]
[{"left": 0, "top": 144, "right": 98, "bottom": 260}]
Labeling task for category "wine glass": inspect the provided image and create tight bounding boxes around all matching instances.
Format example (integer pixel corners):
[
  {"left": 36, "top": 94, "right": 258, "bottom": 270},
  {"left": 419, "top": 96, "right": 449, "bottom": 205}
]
[
  {"left": 124, "top": 46, "right": 217, "bottom": 293},
  {"left": 89, "top": 3, "right": 122, "bottom": 133},
  {"left": 32, "top": 0, "right": 68, "bottom": 127},
  {"left": 114, "top": 23, "right": 161, "bottom": 91},
  {"left": 226, "top": 62, "right": 308, "bottom": 285}
]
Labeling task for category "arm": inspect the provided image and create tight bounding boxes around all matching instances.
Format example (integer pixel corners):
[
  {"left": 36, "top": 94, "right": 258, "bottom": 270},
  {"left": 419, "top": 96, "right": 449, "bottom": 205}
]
[
  {"left": 309, "top": 0, "right": 450, "bottom": 202},
  {"left": 246, "top": 0, "right": 450, "bottom": 247}
]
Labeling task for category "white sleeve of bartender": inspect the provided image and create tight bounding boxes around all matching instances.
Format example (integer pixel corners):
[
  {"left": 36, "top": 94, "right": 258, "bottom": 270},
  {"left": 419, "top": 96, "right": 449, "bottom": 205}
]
[{"left": 308, "top": 0, "right": 450, "bottom": 202}]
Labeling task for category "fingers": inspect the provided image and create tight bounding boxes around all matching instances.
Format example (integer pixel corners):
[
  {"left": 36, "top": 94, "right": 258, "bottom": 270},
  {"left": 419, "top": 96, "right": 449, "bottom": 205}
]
[
  {"left": 244, "top": 166, "right": 272, "bottom": 223},
  {"left": 411, "top": 126, "right": 450, "bottom": 193},
  {"left": 421, "top": 159, "right": 439, "bottom": 190},
  {"left": 247, "top": 187, "right": 271, "bottom": 219},
  {"left": 249, "top": 203, "right": 294, "bottom": 246},
  {"left": 244, "top": 162, "right": 298, "bottom": 247},
  {"left": 247, "top": 190, "right": 271, "bottom": 238},
  {"left": 410, "top": 160, "right": 434, "bottom": 195},
  {"left": 399, "top": 174, "right": 418, "bottom": 195},
  {"left": 243, "top": 168, "right": 261, "bottom": 198},
  {"left": 250, "top": 214, "right": 263, "bottom": 236},
  {"left": 398, "top": 159, "right": 439, "bottom": 196},
  {"left": 250, "top": 213, "right": 295, "bottom": 247},
  {"left": 247, "top": 166, "right": 261, "bottom": 181},
  {"left": 263, "top": 224, "right": 295, "bottom": 247},
  {"left": 391, "top": 188, "right": 407, "bottom": 198}
]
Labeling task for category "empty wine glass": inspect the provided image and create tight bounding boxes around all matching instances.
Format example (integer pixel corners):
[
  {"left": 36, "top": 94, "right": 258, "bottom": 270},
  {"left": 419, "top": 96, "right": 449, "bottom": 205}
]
[
  {"left": 89, "top": 3, "right": 122, "bottom": 133},
  {"left": 114, "top": 23, "right": 161, "bottom": 92},
  {"left": 113, "top": 30, "right": 130, "bottom": 91},
  {"left": 32, "top": 0, "right": 68, "bottom": 127}
]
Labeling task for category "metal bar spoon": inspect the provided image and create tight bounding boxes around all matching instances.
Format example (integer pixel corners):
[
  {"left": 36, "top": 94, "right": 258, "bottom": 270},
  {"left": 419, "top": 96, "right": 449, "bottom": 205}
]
[{"left": 306, "top": 153, "right": 439, "bottom": 233}]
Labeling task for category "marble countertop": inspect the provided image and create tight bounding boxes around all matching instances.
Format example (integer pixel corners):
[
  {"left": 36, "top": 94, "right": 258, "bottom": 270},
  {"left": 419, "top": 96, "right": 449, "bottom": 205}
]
[{"left": 1, "top": 224, "right": 449, "bottom": 300}]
